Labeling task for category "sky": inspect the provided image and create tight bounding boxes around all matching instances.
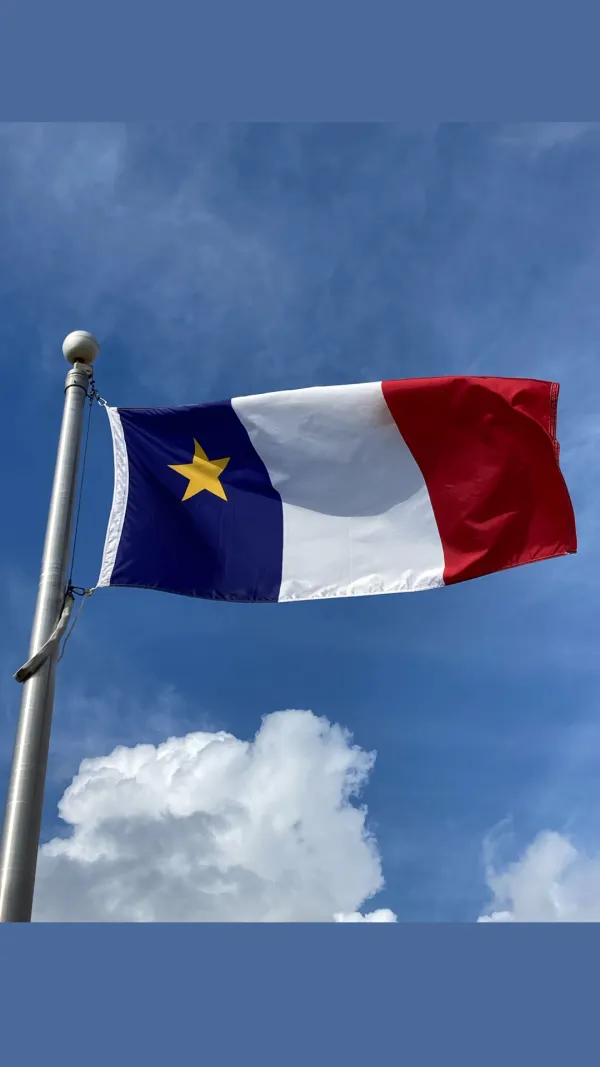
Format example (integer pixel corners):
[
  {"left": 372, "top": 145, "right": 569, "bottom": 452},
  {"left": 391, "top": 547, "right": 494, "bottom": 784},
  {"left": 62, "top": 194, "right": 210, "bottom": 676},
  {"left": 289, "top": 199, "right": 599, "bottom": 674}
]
[{"left": 0, "top": 122, "right": 599, "bottom": 922}]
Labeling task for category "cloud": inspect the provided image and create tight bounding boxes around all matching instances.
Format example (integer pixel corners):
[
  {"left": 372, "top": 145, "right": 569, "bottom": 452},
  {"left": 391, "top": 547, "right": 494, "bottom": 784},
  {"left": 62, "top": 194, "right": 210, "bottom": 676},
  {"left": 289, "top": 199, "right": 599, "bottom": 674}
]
[
  {"left": 498, "top": 123, "right": 597, "bottom": 157},
  {"left": 478, "top": 830, "right": 600, "bottom": 922},
  {"left": 33, "top": 708, "right": 397, "bottom": 922},
  {"left": 0, "top": 124, "right": 293, "bottom": 398},
  {"left": 334, "top": 909, "right": 397, "bottom": 922}
]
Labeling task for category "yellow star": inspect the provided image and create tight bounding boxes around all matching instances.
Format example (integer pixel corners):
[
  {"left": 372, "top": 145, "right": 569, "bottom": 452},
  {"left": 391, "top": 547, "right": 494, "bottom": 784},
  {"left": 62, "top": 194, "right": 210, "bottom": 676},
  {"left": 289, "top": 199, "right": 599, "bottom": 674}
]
[{"left": 169, "top": 439, "right": 230, "bottom": 502}]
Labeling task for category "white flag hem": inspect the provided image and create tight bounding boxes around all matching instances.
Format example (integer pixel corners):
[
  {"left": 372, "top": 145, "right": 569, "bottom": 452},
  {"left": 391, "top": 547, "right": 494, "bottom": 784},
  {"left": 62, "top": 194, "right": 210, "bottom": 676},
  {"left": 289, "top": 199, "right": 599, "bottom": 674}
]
[
  {"left": 97, "top": 407, "right": 129, "bottom": 588},
  {"left": 277, "top": 569, "right": 445, "bottom": 602}
]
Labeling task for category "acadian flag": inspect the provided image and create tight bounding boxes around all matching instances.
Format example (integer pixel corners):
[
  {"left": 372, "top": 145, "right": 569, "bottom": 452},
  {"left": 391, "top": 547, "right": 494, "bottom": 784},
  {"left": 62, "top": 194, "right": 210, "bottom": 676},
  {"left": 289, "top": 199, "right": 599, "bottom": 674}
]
[{"left": 97, "top": 377, "right": 576, "bottom": 603}]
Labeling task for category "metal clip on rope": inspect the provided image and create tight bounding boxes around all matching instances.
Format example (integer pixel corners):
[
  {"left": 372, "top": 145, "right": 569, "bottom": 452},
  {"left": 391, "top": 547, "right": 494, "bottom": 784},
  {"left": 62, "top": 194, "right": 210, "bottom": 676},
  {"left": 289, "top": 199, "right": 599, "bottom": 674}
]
[{"left": 89, "top": 379, "right": 108, "bottom": 407}]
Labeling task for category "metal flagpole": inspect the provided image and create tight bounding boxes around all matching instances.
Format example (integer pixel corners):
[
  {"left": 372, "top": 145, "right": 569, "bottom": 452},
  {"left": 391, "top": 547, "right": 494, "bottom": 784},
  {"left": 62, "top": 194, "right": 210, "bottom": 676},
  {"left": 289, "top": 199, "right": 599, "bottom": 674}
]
[{"left": 0, "top": 331, "right": 100, "bottom": 923}]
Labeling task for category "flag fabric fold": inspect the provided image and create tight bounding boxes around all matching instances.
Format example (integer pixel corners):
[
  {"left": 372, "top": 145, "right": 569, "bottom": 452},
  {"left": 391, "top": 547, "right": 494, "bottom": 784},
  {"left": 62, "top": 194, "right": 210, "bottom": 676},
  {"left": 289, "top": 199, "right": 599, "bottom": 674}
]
[{"left": 97, "top": 376, "right": 576, "bottom": 603}]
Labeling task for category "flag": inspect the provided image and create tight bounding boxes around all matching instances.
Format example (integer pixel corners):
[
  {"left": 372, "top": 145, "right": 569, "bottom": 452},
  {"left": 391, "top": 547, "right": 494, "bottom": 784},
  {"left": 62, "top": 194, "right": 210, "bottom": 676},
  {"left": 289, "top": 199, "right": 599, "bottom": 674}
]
[{"left": 97, "top": 377, "right": 576, "bottom": 603}]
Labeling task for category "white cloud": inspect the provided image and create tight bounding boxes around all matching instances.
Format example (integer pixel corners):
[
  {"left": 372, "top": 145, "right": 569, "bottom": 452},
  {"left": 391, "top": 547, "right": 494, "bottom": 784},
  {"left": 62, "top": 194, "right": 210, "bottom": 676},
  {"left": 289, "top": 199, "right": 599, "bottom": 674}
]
[
  {"left": 33, "top": 709, "right": 397, "bottom": 923},
  {"left": 478, "top": 830, "right": 600, "bottom": 922},
  {"left": 334, "top": 909, "right": 397, "bottom": 922}
]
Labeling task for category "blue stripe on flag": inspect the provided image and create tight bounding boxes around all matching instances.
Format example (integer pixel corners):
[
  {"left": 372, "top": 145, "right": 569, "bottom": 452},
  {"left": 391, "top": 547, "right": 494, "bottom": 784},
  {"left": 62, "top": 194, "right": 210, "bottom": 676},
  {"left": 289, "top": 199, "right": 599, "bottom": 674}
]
[{"left": 111, "top": 402, "right": 283, "bottom": 601}]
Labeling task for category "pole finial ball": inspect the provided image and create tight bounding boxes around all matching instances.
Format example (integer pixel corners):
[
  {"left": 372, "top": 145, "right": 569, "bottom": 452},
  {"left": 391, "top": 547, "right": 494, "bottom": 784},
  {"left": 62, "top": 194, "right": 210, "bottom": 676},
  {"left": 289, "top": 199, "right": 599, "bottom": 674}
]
[{"left": 62, "top": 331, "right": 100, "bottom": 365}]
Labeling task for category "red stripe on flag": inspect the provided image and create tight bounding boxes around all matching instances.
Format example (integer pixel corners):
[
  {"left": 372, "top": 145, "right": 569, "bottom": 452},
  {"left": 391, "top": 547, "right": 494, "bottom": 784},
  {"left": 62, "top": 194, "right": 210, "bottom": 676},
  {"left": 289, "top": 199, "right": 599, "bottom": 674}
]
[{"left": 382, "top": 376, "right": 577, "bottom": 585}]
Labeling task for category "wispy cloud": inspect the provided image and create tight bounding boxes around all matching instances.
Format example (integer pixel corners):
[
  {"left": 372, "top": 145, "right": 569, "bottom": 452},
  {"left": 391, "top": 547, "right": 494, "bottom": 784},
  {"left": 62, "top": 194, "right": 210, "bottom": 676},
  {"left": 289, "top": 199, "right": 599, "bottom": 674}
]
[
  {"left": 0, "top": 124, "right": 293, "bottom": 400},
  {"left": 498, "top": 123, "right": 598, "bottom": 157}
]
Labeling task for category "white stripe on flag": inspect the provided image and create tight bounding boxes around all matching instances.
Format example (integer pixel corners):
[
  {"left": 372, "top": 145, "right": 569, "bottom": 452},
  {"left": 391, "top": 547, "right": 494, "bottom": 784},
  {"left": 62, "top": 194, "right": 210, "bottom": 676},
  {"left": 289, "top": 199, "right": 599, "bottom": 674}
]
[
  {"left": 97, "top": 407, "right": 130, "bottom": 588},
  {"left": 232, "top": 382, "right": 445, "bottom": 601}
]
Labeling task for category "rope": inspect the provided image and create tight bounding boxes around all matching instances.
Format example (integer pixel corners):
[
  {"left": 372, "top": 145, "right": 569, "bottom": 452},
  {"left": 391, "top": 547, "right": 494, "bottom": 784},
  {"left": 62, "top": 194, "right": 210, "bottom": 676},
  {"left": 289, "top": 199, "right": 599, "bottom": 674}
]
[
  {"left": 58, "top": 587, "right": 95, "bottom": 662},
  {"left": 13, "top": 587, "right": 95, "bottom": 682},
  {"left": 14, "top": 593, "right": 75, "bottom": 683},
  {"left": 14, "top": 377, "right": 107, "bottom": 684}
]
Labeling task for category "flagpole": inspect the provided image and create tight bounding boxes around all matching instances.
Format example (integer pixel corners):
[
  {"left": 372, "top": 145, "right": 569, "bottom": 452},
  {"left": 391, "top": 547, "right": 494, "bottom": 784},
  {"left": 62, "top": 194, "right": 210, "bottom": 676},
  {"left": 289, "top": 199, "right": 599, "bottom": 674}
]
[{"left": 0, "top": 331, "right": 100, "bottom": 923}]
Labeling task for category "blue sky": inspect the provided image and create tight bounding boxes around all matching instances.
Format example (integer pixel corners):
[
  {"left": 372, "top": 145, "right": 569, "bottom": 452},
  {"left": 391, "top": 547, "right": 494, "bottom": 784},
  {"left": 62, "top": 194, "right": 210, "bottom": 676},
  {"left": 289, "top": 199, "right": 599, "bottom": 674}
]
[{"left": 0, "top": 123, "right": 598, "bottom": 921}]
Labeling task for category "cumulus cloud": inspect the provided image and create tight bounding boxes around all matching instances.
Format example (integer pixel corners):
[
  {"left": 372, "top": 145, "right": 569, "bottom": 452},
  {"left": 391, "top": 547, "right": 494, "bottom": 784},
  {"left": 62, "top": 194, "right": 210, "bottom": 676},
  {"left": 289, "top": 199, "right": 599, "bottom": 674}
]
[
  {"left": 33, "top": 709, "right": 397, "bottom": 923},
  {"left": 478, "top": 830, "right": 600, "bottom": 922}
]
